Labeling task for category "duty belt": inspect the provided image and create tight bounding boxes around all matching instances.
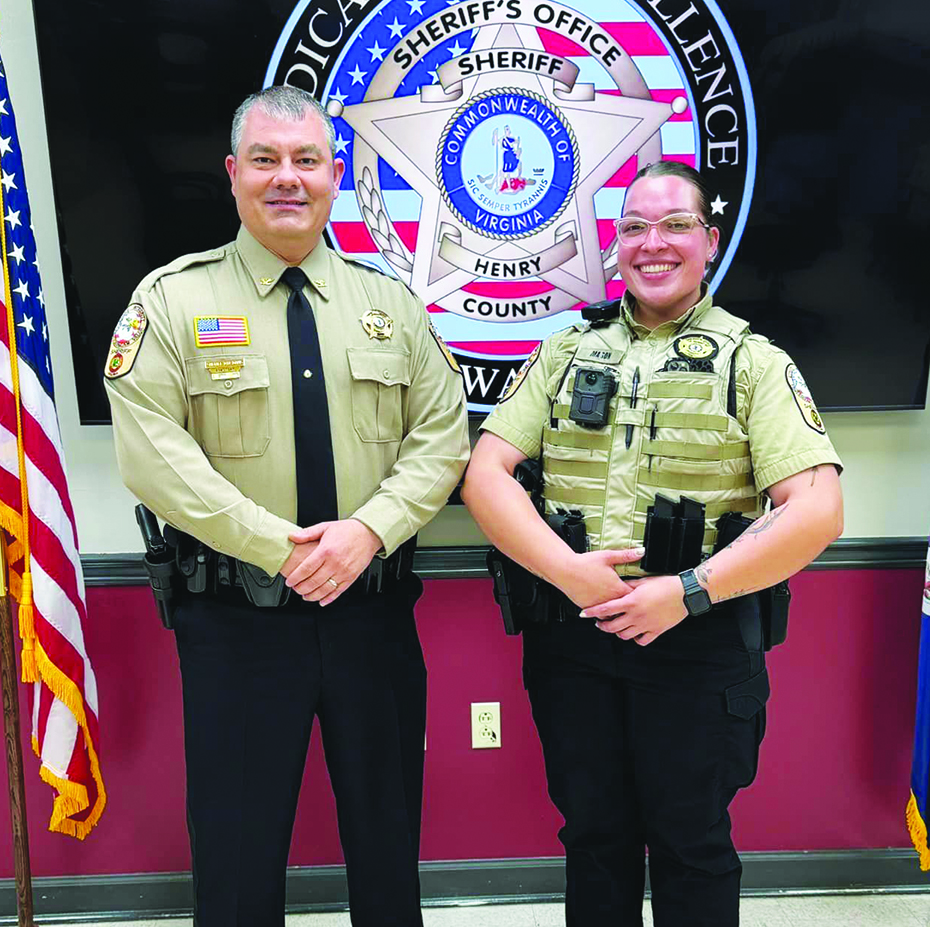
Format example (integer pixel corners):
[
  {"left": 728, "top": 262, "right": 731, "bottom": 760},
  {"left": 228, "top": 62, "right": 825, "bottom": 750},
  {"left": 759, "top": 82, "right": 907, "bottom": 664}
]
[{"left": 170, "top": 529, "right": 417, "bottom": 608}]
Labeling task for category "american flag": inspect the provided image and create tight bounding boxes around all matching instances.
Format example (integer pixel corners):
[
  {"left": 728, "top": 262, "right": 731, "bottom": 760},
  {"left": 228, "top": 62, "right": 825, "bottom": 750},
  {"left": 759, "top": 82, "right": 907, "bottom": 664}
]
[
  {"left": 321, "top": 0, "right": 695, "bottom": 357},
  {"left": 0, "top": 54, "right": 105, "bottom": 837},
  {"left": 195, "top": 315, "right": 250, "bottom": 346},
  {"left": 907, "top": 536, "right": 930, "bottom": 870}
]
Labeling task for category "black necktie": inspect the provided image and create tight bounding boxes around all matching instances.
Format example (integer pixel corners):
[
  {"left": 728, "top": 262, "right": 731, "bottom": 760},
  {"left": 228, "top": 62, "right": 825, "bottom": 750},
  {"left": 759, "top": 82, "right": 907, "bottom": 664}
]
[{"left": 281, "top": 266, "right": 337, "bottom": 528}]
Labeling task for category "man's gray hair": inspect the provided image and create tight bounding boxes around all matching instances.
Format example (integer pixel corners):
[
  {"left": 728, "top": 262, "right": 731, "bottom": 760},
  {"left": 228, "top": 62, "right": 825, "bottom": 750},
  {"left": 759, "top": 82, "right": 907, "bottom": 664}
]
[{"left": 230, "top": 86, "right": 337, "bottom": 158}]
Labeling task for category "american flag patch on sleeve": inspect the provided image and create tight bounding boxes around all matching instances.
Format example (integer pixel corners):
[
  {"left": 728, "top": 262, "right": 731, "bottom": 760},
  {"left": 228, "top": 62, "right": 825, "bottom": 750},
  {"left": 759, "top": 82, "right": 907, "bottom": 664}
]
[{"left": 194, "top": 316, "right": 251, "bottom": 347}]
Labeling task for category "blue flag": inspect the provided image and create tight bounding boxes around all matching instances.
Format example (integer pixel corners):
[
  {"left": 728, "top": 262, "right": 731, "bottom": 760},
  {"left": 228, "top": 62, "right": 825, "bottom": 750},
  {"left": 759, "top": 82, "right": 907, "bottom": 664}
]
[{"left": 907, "top": 537, "right": 930, "bottom": 869}]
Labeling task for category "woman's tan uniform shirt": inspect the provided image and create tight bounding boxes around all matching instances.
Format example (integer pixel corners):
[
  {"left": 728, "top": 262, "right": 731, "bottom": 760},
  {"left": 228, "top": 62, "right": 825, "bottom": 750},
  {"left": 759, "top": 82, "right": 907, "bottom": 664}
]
[
  {"left": 481, "top": 291, "right": 842, "bottom": 575},
  {"left": 104, "top": 227, "right": 470, "bottom": 575}
]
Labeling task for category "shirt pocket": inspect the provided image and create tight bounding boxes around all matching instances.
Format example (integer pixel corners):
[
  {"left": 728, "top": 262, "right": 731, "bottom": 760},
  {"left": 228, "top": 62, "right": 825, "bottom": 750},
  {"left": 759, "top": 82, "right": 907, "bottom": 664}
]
[
  {"left": 184, "top": 354, "right": 271, "bottom": 458},
  {"left": 347, "top": 347, "right": 410, "bottom": 443}
]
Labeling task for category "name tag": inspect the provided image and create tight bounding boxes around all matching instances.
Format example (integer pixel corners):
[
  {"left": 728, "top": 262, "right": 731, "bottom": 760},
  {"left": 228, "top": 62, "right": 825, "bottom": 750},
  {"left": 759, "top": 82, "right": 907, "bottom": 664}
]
[
  {"left": 576, "top": 347, "right": 620, "bottom": 364},
  {"left": 206, "top": 359, "right": 244, "bottom": 380}
]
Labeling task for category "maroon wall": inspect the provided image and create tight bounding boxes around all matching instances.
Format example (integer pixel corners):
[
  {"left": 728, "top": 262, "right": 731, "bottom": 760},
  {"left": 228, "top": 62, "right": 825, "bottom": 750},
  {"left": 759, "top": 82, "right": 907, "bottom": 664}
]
[{"left": 0, "top": 567, "right": 920, "bottom": 876}]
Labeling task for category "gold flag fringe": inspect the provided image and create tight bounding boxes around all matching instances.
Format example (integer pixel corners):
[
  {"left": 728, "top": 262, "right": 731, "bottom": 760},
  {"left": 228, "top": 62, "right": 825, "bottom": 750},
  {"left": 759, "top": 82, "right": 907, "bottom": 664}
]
[
  {"left": 907, "top": 791, "right": 930, "bottom": 871},
  {"left": 30, "top": 640, "right": 106, "bottom": 838}
]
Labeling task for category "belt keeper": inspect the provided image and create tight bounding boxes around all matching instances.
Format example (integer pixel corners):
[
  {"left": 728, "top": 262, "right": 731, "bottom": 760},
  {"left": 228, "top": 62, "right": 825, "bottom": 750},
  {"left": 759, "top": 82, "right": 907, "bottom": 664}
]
[{"left": 216, "top": 554, "right": 232, "bottom": 587}]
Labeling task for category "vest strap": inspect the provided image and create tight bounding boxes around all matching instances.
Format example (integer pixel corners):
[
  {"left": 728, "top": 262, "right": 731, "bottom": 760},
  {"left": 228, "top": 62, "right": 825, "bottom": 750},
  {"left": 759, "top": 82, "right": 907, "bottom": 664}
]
[
  {"left": 543, "top": 427, "right": 611, "bottom": 450},
  {"left": 647, "top": 381, "right": 715, "bottom": 400},
  {"left": 646, "top": 440, "right": 750, "bottom": 461},
  {"left": 545, "top": 458, "right": 609, "bottom": 479},
  {"left": 638, "top": 469, "right": 755, "bottom": 491},
  {"left": 544, "top": 486, "right": 606, "bottom": 506},
  {"left": 652, "top": 412, "right": 730, "bottom": 432}
]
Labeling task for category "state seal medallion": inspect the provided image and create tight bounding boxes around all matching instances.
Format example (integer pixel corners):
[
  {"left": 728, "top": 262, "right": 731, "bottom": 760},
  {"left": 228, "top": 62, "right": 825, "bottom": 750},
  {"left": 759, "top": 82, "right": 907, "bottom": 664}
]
[{"left": 438, "top": 89, "right": 578, "bottom": 240}]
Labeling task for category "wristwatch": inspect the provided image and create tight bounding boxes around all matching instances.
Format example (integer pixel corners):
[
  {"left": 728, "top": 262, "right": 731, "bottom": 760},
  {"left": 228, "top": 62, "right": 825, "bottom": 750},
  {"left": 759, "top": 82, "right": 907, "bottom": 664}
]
[{"left": 679, "top": 569, "right": 712, "bottom": 616}]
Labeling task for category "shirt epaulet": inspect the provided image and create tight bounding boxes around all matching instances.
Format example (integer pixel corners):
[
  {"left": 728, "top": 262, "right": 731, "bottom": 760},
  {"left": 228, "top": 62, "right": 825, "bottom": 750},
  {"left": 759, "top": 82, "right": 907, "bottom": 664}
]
[
  {"left": 695, "top": 305, "right": 752, "bottom": 341},
  {"left": 337, "top": 252, "right": 419, "bottom": 301},
  {"left": 136, "top": 244, "right": 231, "bottom": 292}
]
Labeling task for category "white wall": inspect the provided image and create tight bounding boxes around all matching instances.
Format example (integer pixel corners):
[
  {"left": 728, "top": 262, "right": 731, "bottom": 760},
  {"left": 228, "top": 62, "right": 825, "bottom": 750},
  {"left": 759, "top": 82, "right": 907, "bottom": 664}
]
[{"left": 3, "top": 0, "right": 928, "bottom": 555}]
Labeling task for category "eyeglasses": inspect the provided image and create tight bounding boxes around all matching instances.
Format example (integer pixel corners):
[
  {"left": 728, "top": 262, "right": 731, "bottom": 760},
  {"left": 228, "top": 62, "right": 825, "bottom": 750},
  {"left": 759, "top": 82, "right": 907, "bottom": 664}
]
[{"left": 615, "top": 212, "right": 710, "bottom": 245}]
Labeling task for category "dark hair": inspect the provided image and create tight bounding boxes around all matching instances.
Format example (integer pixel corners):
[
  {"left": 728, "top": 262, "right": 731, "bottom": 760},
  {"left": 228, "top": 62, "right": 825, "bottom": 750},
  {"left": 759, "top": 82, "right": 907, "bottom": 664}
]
[
  {"left": 627, "top": 160, "right": 721, "bottom": 261},
  {"left": 627, "top": 161, "right": 712, "bottom": 224}
]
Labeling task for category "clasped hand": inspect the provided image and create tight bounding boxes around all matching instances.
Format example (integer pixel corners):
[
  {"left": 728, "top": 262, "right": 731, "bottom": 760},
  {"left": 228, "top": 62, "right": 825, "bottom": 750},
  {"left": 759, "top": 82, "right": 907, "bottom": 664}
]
[
  {"left": 580, "top": 574, "right": 688, "bottom": 647},
  {"left": 279, "top": 518, "right": 382, "bottom": 606}
]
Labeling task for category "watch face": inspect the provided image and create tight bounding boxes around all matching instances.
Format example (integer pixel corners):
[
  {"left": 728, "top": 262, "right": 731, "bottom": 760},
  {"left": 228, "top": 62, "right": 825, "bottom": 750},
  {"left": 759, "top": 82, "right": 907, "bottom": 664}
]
[{"left": 681, "top": 571, "right": 712, "bottom": 616}]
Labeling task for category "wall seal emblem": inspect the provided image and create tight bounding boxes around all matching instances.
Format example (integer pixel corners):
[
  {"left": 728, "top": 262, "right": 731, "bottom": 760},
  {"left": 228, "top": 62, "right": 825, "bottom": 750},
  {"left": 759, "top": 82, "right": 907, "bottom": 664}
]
[{"left": 265, "top": 0, "right": 756, "bottom": 410}]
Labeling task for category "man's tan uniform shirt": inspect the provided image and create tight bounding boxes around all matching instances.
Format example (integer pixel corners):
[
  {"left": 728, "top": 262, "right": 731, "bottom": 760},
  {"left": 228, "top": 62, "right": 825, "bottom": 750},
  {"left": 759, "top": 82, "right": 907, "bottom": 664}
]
[
  {"left": 481, "top": 291, "right": 842, "bottom": 574},
  {"left": 104, "top": 227, "right": 470, "bottom": 575}
]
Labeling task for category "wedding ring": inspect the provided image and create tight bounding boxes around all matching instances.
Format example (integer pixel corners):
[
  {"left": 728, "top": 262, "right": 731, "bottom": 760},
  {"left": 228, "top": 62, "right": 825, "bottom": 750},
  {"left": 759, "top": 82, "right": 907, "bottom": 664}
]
[{"left": 327, "top": 578, "right": 340, "bottom": 589}]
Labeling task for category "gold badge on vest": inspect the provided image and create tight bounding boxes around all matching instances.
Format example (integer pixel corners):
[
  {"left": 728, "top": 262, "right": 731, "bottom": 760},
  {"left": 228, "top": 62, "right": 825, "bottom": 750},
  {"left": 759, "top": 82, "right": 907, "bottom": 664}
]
[
  {"left": 659, "top": 335, "right": 719, "bottom": 373},
  {"left": 786, "top": 364, "right": 826, "bottom": 434},
  {"left": 360, "top": 308, "right": 394, "bottom": 340},
  {"left": 105, "top": 304, "right": 148, "bottom": 379}
]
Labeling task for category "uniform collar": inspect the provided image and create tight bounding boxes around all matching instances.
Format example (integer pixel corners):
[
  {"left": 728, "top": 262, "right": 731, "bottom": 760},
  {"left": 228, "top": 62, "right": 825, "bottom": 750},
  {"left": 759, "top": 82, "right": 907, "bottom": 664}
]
[
  {"left": 235, "top": 226, "right": 332, "bottom": 302},
  {"left": 620, "top": 285, "right": 714, "bottom": 337}
]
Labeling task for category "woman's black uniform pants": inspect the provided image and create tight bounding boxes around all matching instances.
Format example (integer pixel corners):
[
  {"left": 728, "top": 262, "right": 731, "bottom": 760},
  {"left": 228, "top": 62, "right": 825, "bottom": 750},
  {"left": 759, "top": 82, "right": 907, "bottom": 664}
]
[
  {"left": 523, "top": 597, "right": 769, "bottom": 927},
  {"left": 172, "top": 575, "right": 427, "bottom": 927}
]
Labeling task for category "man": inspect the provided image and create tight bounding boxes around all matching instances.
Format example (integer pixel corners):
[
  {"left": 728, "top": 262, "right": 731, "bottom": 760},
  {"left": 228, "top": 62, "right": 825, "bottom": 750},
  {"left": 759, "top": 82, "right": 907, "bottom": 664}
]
[{"left": 104, "top": 86, "right": 469, "bottom": 927}]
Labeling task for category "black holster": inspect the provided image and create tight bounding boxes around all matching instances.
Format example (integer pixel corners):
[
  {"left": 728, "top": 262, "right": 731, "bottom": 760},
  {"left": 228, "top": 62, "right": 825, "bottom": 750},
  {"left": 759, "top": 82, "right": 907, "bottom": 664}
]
[
  {"left": 486, "top": 550, "right": 546, "bottom": 635},
  {"left": 135, "top": 505, "right": 179, "bottom": 629},
  {"left": 141, "top": 555, "right": 178, "bottom": 629},
  {"left": 487, "top": 508, "right": 587, "bottom": 635},
  {"left": 714, "top": 511, "right": 791, "bottom": 651}
]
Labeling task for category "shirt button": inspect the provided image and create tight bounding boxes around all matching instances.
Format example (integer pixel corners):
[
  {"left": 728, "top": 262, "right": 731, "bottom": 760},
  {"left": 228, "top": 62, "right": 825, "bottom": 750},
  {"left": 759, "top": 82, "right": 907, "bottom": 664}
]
[
  {"left": 224, "top": 380, "right": 233, "bottom": 389},
  {"left": 383, "top": 369, "right": 391, "bottom": 379},
  {"left": 303, "top": 369, "right": 313, "bottom": 379}
]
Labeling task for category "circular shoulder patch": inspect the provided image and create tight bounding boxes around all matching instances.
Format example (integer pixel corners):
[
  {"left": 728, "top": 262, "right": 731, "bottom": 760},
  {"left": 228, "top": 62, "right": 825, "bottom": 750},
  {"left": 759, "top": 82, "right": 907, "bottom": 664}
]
[
  {"left": 785, "top": 364, "right": 825, "bottom": 434},
  {"left": 105, "top": 304, "right": 148, "bottom": 379},
  {"left": 500, "top": 343, "right": 541, "bottom": 403}
]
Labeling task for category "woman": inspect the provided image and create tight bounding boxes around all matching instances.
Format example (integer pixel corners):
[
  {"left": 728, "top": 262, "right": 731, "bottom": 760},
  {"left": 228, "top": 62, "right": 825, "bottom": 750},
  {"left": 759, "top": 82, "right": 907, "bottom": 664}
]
[{"left": 462, "top": 161, "right": 843, "bottom": 926}]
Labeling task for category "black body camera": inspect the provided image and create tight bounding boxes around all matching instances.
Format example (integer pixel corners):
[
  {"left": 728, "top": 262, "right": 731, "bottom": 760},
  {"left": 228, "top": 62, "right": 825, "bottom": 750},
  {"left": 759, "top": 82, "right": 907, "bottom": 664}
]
[{"left": 569, "top": 368, "right": 618, "bottom": 428}]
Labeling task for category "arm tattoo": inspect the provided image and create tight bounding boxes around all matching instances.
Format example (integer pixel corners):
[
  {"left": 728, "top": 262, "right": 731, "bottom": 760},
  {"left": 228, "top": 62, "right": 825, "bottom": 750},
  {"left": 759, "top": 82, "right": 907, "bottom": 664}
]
[
  {"left": 743, "top": 502, "right": 790, "bottom": 537},
  {"left": 810, "top": 466, "right": 819, "bottom": 487},
  {"left": 716, "top": 586, "right": 765, "bottom": 602},
  {"left": 695, "top": 564, "right": 712, "bottom": 588},
  {"left": 719, "top": 503, "right": 790, "bottom": 554}
]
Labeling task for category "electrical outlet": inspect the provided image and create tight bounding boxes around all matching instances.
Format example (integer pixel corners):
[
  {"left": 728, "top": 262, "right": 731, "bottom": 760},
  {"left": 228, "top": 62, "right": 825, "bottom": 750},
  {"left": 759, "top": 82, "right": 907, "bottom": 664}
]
[{"left": 471, "top": 701, "right": 501, "bottom": 749}]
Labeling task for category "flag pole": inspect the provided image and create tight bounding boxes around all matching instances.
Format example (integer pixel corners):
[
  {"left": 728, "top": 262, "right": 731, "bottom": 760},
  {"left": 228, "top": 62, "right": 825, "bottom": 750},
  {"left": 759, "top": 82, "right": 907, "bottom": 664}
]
[{"left": 0, "top": 531, "right": 34, "bottom": 926}]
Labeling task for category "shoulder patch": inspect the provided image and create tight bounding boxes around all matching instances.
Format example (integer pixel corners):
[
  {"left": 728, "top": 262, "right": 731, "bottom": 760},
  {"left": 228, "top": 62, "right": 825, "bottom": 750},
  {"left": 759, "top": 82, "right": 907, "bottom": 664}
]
[
  {"left": 105, "top": 304, "right": 148, "bottom": 379},
  {"left": 500, "top": 343, "right": 541, "bottom": 402},
  {"left": 426, "top": 316, "right": 460, "bottom": 373},
  {"left": 785, "top": 364, "right": 826, "bottom": 434}
]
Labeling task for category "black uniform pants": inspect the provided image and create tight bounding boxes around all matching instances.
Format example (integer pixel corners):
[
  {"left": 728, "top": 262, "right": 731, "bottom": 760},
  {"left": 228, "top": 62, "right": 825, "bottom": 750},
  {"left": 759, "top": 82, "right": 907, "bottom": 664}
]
[
  {"left": 173, "top": 574, "right": 427, "bottom": 927},
  {"left": 522, "top": 597, "right": 768, "bottom": 927}
]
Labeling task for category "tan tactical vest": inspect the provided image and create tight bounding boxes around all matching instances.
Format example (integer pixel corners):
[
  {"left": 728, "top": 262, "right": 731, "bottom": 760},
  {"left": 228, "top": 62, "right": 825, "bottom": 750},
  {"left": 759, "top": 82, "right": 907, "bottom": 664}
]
[{"left": 541, "top": 303, "right": 765, "bottom": 574}]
